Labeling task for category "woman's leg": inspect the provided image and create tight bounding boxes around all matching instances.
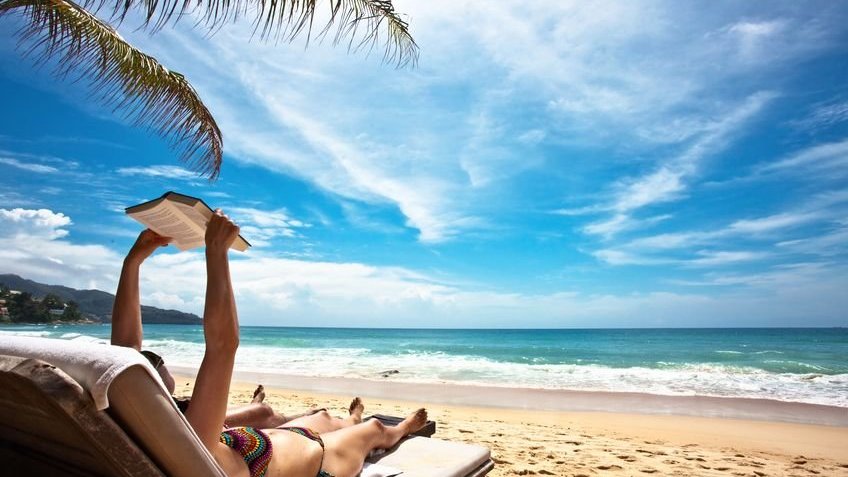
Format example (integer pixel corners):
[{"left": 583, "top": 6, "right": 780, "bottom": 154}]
[
  {"left": 282, "top": 397, "right": 365, "bottom": 433},
  {"left": 319, "top": 409, "right": 427, "bottom": 477},
  {"left": 225, "top": 402, "right": 287, "bottom": 428}
]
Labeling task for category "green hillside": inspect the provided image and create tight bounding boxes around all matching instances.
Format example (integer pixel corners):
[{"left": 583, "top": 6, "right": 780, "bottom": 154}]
[{"left": 0, "top": 274, "right": 202, "bottom": 324}]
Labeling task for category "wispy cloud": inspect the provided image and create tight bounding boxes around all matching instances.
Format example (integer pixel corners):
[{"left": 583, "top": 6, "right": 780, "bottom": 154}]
[
  {"left": 727, "top": 211, "right": 824, "bottom": 234},
  {"left": 724, "top": 20, "right": 788, "bottom": 62},
  {"left": 583, "top": 91, "right": 775, "bottom": 238},
  {"left": 687, "top": 250, "right": 770, "bottom": 267},
  {"left": 0, "top": 149, "right": 80, "bottom": 169},
  {"left": 756, "top": 139, "right": 848, "bottom": 176},
  {"left": 592, "top": 188, "right": 848, "bottom": 266},
  {"left": 116, "top": 0, "right": 838, "bottom": 244},
  {"left": 777, "top": 223, "right": 848, "bottom": 257},
  {"left": 705, "top": 139, "right": 848, "bottom": 189},
  {"left": 788, "top": 99, "right": 848, "bottom": 132},
  {"left": 0, "top": 157, "right": 58, "bottom": 173},
  {"left": 0, "top": 134, "right": 133, "bottom": 150},
  {"left": 116, "top": 165, "right": 200, "bottom": 180},
  {"left": 591, "top": 249, "right": 674, "bottom": 266},
  {"left": 671, "top": 262, "right": 845, "bottom": 289},
  {"left": 229, "top": 206, "right": 311, "bottom": 247}
]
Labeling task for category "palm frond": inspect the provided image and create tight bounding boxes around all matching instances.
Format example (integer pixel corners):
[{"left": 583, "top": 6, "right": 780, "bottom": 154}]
[
  {"left": 81, "top": 0, "right": 418, "bottom": 67},
  {"left": 0, "top": 0, "right": 223, "bottom": 179}
]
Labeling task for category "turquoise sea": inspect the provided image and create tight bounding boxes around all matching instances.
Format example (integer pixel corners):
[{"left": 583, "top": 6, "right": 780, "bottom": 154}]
[{"left": 2, "top": 325, "right": 846, "bottom": 407}]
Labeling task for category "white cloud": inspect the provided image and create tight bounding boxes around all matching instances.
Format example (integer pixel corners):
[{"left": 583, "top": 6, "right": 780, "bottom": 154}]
[
  {"left": 581, "top": 91, "right": 775, "bottom": 238},
  {"left": 591, "top": 249, "right": 673, "bottom": 266},
  {"left": 727, "top": 212, "right": 822, "bottom": 234},
  {"left": 583, "top": 213, "right": 672, "bottom": 239},
  {"left": 0, "top": 209, "right": 122, "bottom": 290},
  {"left": 112, "top": 0, "right": 838, "bottom": 243},
  {"left": 687, "top": 250, "right": 769, "bottom": 267},
  {"left": 627, "top": 232, "right": 704, "bottom": 251},
  {"left": 591, "top": 248, "right": 769, "bottom": 268},
  {"left": 789, "top": 99, "right": 848, "bottom": 132},
  {"left": 612, "top": 168, "right": 686, "bottom": 213},
  {"left": 517, "top": 129, "right": 546, "bottom": 144},
  {"left": 138, "top": 250, "right": 848, "bottom": 328},
  {"left": 229, "top": 207, "right": 310, "bottom": 246},
  {"left": 0, "top": 209, "right": 844, "bottom": 327},
  {"left": 0, "top": 208, "right": 72, "bottom": 239},
  {"left": 0, "top": 157, "right": 58, "bottom": 173},
  {"left": 116, "top": 165, "right": 199, "bottom": 180},
  {"left": 551, "top": 205, "right": 605, "bottom": 216},
  {"left": 757, "top": 139, "right": 848, "bottom": 176},
  {"left": 777, "top": 225, "right": 848, "bottom": 257},
  {"left": 236, "top": 72, "right": 484, "bottom": 242},
  {"left": 583, "top": 214, "right": 630, "bottom": 238},
  {"left": 0, "top": 190, "right": 37, "bottom": 208},
  {"left": 630, "top": 191, "right": 847, "bottom": 251},
  {"left": 589, "top": 186, "right": 848, "bottom": 269},
  {"left": 672, "top": 262, "right": 843, "bottom": 289},
  {"left": 725, "top": 20, "right": 787, "bottom": 61}
]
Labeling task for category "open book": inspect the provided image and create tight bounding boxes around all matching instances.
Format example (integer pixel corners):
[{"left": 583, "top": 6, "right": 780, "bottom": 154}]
[{"left": 125, "top": 191, "right": 250, "bottom": 252}]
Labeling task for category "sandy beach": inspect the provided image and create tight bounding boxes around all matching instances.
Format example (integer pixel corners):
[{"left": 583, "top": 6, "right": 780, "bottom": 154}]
[{"left": 173, "top": 372, "right": 848, "bottom": 477}]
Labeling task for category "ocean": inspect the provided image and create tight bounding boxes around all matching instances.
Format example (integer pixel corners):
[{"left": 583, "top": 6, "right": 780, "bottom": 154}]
[{"left": 2, "top": 325, "right": 846, "bottom": 407}]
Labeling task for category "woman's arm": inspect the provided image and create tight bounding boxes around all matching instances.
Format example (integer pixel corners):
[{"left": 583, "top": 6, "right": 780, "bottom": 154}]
[
  {"left": 111, "top": 230, "right": 171, "bottom": 350},
  {"left": 184, "top": 210, "right": 241, "bottom": 450}
]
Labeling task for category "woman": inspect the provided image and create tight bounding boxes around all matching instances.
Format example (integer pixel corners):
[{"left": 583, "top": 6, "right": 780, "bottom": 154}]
[
  {"left": 111, "top": 228, "right": 357, "bottom": 432},
  {"left": 188, "top": 210, "right": 427, "bottom": 477}
]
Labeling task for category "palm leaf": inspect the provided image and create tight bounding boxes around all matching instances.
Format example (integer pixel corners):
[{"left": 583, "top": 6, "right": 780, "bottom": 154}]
[
  {"left": 83, "top": 0, "right": 419, "bottom": 67},
  {"left": 1, "top": 0, "right": 223, "bottom": 178}
]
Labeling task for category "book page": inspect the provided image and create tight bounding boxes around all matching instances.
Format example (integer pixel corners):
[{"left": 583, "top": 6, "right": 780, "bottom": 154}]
[
  {"left": 128, "top": 193, "right": 250, "bottom": 252},
  {"left": 129, "top": 203, "right": 203, "bottom": 251},
  {"left": 172, "top": 201, "right": 211, "bottom": 231},
  {"left": 180, "top": 200, "right": 249, "bottom": 252}
]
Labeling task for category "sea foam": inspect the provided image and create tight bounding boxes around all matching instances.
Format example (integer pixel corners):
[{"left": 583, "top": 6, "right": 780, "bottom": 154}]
[{"left": 2, "top": 325, "right": 846, "bottom": 407}]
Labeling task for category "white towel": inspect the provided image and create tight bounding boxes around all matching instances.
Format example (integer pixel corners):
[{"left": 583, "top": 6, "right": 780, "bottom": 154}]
[
  {"left": 0, "top": 335, "right": 166, "bottom": 410},
  {"left": 360, "top": 462, "right": 404, "bottom": 477}
]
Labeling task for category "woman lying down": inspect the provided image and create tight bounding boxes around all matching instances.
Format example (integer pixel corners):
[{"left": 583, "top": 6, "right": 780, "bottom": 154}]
[{"left": 185, "top": 210, "right": 427, "bottom": 477}]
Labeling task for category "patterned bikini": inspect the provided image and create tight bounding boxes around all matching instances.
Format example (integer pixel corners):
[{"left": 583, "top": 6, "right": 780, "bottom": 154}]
[
  {"left": 220, "top": 426, "right": 334, "bottom": 477},
  {"left": 220, "top": 427, "right": 272, "bottom": 477}
]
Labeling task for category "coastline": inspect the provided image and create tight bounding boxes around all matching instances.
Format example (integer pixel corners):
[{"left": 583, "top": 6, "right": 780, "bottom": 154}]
[
  {"left": 169, "top": 365, "right": 848, "bottom": 426},
  {"left": 171, "top": 370, "right": 848, "bottom": 477}
]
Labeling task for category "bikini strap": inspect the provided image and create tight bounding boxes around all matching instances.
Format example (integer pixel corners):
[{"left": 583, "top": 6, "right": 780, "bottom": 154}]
[
  {"left": 220, "top": 427, "right": 273, "bottom": 477},
  {"left": 282, "top": 426, "right": 325, "bottom": 449}
]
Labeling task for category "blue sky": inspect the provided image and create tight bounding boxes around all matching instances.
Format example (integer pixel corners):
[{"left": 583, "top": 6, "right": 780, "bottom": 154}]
[{"left": 1, "top": 1, "right": 847, "bottom": 327}]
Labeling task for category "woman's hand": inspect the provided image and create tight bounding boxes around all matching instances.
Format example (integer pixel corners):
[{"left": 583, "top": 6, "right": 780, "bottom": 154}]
[
  {"left": 205, "top": 209, "right": 240, "bottom": 255},
  {"left": 126, "top": 229, "right": 172, "bottom": 264}
]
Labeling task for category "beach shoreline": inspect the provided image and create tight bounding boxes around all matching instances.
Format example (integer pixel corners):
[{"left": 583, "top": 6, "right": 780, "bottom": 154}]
[
  {"left": 172, "top": 370, "right": 848, "bottom": 476},
  {"left": 169, "top": 365, "right": 848, "bottom": 426}
]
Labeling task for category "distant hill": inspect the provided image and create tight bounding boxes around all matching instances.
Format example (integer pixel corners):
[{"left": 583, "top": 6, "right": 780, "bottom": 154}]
[{"left": 0, "top": 274, "right": 202, "bottom": 324}]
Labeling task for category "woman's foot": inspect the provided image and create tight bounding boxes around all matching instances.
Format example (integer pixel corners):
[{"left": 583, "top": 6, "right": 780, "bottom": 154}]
[
  {"left": 251, "top": 385, "right": 265, "bottom": 404},
  {"left": 399, "top": 408, "right": 427, "bottom": 436},
  {"left": 348, "top": 397, "right": 365, "bottom": 424}
]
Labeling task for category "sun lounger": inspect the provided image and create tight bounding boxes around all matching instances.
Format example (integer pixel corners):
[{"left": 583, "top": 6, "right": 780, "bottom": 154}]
[
  {"left": 0, "top": 336, "right": 493, "bottom": 477},
  {"left": 363, "top": 415, "right": 493, "bottom": 477},
  {"left": 368, "top": 413, "right": 437, "bottom": 437},
  {"left": 366, "top": 436, "right": 494, "bottom": 477}
]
